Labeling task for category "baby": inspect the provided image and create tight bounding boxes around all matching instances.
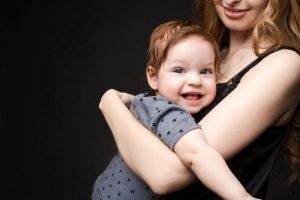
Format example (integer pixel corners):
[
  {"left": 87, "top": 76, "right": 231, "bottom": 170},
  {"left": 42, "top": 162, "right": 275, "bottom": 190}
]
[{"left": 92, "top": 20, "right": 257, "bottom": 200}]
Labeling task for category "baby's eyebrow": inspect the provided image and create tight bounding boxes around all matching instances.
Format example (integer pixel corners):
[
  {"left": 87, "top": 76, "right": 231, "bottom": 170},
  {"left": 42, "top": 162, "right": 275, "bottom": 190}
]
[{"left": 201, "top": 61, "right": 214, "bottom": 66}]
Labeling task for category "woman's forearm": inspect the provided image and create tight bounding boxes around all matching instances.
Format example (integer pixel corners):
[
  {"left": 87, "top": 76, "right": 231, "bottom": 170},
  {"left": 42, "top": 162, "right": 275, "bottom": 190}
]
[{"left": 99, "top": 89, "right": 196, "bottom": 194}]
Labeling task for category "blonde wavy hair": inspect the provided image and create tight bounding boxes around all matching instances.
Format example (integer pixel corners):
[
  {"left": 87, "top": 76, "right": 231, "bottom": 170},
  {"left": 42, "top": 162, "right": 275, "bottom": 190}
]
[
  {"left": 195, "top": 0, "right": 300, "bottom": 53},
  {"left": 194, "top": 0, "right": 300, "bottom": 182}
]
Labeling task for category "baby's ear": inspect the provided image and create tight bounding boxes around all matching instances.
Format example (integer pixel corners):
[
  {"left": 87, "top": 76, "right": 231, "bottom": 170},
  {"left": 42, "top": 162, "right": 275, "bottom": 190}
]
[{"left": 146, "top": 66, "right": 158, "bottom": 91}]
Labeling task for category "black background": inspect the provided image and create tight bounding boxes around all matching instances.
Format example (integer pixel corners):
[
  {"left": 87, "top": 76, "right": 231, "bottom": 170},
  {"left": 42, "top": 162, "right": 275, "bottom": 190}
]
[{"left": 4, "top": 1, "right": 194, "bottom": 199}]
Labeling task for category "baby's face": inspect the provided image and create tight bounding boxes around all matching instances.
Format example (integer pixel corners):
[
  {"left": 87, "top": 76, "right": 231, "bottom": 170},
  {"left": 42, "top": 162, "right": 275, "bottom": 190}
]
[{"left": 154, "top": 35, "right": 217, "bottom": 114}]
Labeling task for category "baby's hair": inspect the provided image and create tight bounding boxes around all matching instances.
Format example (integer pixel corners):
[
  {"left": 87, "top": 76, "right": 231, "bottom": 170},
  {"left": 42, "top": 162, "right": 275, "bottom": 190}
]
[{"left": 146, "top": 20, "right": 220, "bottom": 74}]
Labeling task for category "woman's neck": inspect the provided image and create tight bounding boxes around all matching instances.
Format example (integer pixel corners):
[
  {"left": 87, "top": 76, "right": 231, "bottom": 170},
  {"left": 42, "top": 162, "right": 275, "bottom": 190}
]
[
  {"left": 220, "top": 30, "right": 253, "bottom": 68},
  {"left": 228, "top": 30, "right": 253, "bottom": 53},
  {"left": 218, "top": 30, "right": 255, "bottom": 82},
  {"left": 218, "top": 30, "right": 273, "bottom": 83},
  {"left": 228, "top": 30, "right": 272, "bottom": 54}
]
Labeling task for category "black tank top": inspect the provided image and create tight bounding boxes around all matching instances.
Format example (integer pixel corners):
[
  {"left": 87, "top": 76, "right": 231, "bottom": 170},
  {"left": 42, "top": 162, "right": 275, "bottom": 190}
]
[{"left": 163, "top": 46, "right": 300, "bottom": 200}]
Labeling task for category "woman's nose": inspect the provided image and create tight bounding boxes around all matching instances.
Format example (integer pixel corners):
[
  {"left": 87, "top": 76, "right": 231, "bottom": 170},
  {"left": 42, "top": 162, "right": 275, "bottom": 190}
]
[{"left": 222, "top": 0, "right": 241, "bottom": 6}]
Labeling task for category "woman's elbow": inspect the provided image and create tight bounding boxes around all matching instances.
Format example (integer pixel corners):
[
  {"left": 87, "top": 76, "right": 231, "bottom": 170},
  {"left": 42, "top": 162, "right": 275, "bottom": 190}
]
[
  {"left": 145, "top": 161, "right": 194, "bottom": 195},
  {"left": 147, "top": 175, "right": 181, "bottom": 195},
  {"left": 148, "top": 182, "right": 172, "bottom": 195}
]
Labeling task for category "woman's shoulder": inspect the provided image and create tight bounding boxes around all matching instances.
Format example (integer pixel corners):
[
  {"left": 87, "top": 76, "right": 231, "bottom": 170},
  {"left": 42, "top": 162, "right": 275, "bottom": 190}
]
[
  {"left": 263, "top": 47, "right": 300, "bottom": 65},
  {"left": 238, "top": 47, "right": 300, "bottom": 124},
  {"left": 271, "top": 47, "right": 300, "bottom": 57},
  {"left": 261, "top": 49, "right": 300, "bottom": 78},
  {"left": 246, "top": 48, "right": 300, "bottom": 80}
]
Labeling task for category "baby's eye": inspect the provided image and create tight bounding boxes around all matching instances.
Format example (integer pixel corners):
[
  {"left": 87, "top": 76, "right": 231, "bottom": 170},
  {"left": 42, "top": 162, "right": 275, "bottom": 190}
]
[
  {"left": 173, "top": 68, "right": 184, "bottom": 74},
  {"left": 200, "top": 68, "right": 213, "bottom": 74}
]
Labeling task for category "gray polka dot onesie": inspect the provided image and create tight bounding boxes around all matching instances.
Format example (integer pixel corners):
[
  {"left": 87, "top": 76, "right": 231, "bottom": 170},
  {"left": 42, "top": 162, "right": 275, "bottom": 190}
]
[{"left": 92, "top": 93, "right": 200, "bottom": 200}]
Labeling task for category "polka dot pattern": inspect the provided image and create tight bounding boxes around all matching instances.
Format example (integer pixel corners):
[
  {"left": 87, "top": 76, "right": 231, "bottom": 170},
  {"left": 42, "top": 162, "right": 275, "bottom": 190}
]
[
  {"left": 92, "top": 153, "right": 162, "bottom": 200},
  {"left": 92, "top": 93, "right": 200, "bottom": 200},
  {"left": 131, "top": 93, "right": 200, "bottom": 150}
]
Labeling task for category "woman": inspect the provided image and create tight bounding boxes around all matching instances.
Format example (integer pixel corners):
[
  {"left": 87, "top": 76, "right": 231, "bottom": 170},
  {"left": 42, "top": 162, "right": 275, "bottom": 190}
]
[{"left": 99, "top": 0, "right": 300, "bottom": 199}]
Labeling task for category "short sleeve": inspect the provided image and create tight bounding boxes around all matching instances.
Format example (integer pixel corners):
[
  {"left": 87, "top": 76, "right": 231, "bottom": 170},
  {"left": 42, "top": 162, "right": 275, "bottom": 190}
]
[{"left": 130, "top": 93, "right": 200, "bottom": 150}]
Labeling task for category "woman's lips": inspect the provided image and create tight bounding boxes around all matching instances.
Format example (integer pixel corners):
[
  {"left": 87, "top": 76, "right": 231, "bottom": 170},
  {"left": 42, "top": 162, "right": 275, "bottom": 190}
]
[{"left": 223, "top": 6, "right": 249, "bottom": 19}]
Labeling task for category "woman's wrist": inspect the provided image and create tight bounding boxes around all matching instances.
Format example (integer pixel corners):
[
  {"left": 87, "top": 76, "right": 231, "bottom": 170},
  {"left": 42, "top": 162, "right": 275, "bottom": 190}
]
[
  {"left": 241, "top": 193, "right": 261, "bottom": 200},
  {"left": 99, "top": 89, "right": 133, "bottom": 111},
  {"left": 99, "top": 89, "right": 118, "bottom": 112}
]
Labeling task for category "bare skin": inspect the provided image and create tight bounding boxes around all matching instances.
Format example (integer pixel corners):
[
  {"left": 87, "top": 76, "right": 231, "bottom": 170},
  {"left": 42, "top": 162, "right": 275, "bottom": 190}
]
[
  {"left": 99, "top": 0, "right": 300, "bottom": 198},
  {"left": 99, "top": 45, "right": 300, "bottom": 196}
]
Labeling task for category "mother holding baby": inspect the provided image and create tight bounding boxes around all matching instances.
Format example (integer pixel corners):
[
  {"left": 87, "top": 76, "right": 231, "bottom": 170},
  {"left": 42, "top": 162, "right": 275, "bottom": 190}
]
[{"left": 99, "top": 0, "right": 300, "bottom": 199}]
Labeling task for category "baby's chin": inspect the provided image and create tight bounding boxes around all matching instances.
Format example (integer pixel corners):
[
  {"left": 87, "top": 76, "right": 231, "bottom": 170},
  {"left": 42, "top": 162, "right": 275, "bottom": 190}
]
[
  {"left": 182, "top": 106, "right": 202, "bottom": 114},
  {"left": 189, "top": 110, "right": 201, "bottom": 115}
]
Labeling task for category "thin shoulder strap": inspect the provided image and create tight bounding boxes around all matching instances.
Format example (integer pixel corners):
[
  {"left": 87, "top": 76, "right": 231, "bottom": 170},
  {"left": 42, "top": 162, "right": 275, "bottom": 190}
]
[{"left": 228, "top": 46, "right": 300, "bottom": 86}]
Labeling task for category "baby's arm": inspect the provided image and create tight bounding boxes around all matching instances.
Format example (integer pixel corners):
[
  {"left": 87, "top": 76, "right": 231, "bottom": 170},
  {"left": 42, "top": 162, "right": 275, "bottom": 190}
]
[
  {"left": 174, "top": 129, "right": 256, "bottom": 200},
  {"left": 132, "top": 94, "right": 258, "bottom": 200}
]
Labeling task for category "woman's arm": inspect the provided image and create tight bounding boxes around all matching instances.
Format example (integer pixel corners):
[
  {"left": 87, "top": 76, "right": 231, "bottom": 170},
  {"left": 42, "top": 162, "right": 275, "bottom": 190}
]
[
  {"left": 99, "top": 89, "right": 196, "bottom": 194},
  {"left": 99, "top": 50, "right": 300, "bottom": 194},
  {"left": 200, "top": 50, "right": 300, "bottom": 159}
]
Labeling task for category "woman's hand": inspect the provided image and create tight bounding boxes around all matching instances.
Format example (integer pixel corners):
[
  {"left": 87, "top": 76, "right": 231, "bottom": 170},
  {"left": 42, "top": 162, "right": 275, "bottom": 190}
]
[
  {"left": 99, "top": 89, "right": 133, "bottom": 110},
  {"left": 117, "top": 90, "right": 134, "bottom": 108}
]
